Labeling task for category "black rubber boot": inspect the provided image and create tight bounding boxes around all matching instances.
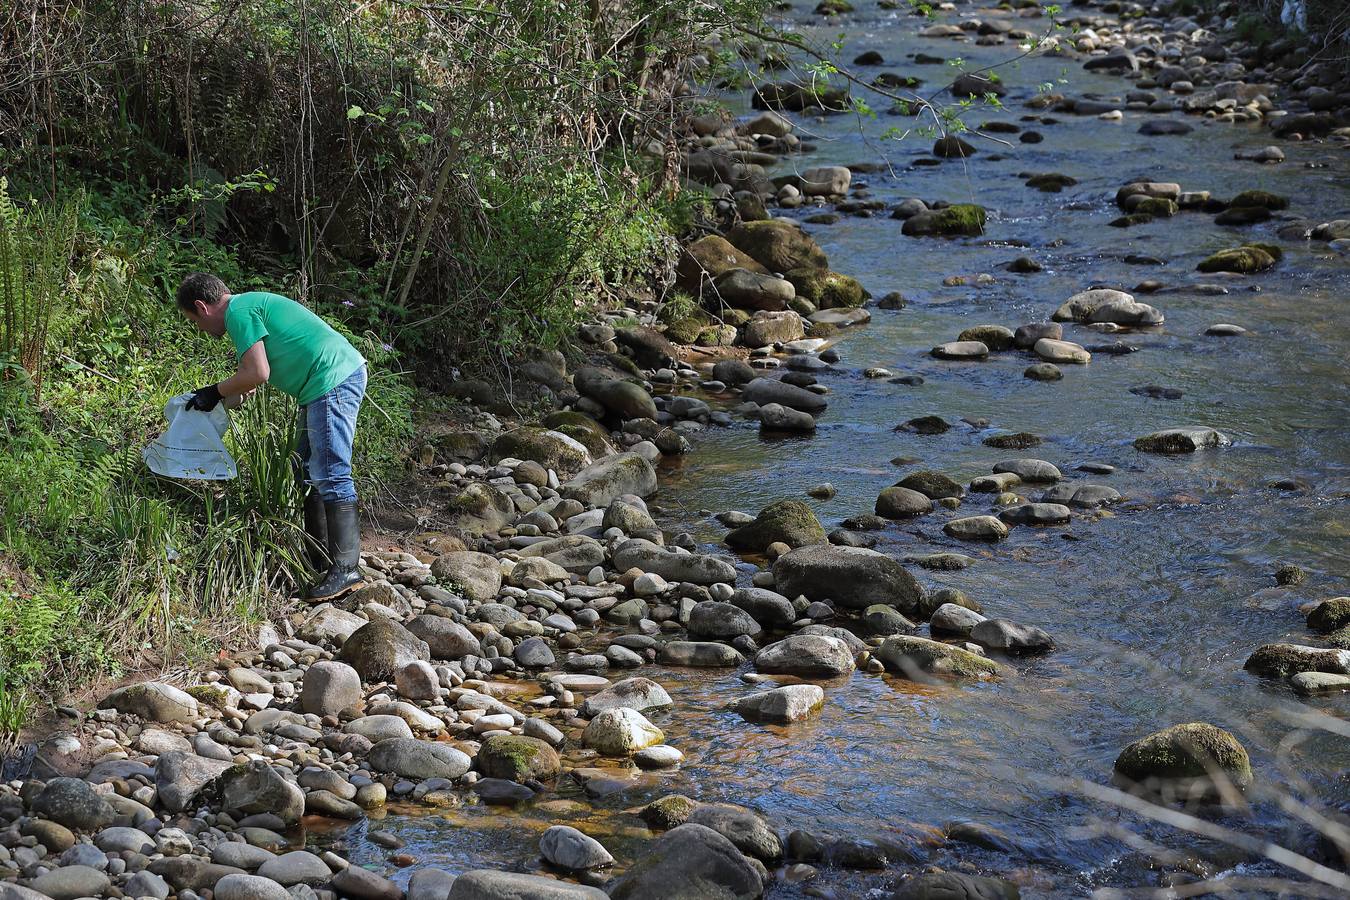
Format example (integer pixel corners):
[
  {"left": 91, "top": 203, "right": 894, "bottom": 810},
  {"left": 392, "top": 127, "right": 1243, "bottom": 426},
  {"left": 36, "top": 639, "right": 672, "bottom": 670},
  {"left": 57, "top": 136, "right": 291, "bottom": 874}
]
[
  {"left": 307, "top": 500, "right": 365, "bottom": 601},
  {"left": 302, "top": 488, "right": 329, "bottom": 572}
]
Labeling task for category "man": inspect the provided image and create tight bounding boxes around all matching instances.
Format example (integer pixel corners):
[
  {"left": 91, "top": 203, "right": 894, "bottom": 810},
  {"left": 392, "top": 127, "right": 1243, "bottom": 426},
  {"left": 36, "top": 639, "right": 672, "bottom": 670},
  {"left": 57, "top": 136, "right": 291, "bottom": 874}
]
[{"left": 177, "top": 273, "right": 367, "bottom": 601}]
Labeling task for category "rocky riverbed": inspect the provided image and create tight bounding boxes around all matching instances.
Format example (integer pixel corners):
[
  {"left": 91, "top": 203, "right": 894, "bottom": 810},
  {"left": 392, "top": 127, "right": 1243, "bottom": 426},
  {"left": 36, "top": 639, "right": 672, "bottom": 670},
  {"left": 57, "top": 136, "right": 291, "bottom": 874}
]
[{"left": 6, "top": 0, "right": 1350, "bottom": 898}]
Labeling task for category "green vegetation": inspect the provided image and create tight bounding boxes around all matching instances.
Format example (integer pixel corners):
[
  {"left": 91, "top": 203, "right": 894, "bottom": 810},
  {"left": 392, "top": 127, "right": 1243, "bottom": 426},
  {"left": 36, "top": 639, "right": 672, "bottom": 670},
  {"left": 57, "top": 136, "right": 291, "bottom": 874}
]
[{"left": 0, "top": 0, "right": 767, "bottom": 727}]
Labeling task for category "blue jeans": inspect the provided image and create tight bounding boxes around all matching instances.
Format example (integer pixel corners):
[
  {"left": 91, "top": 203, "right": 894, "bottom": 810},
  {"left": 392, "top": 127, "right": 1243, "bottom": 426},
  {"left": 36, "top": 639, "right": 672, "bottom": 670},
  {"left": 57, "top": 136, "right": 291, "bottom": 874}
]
[{"left": 296, "top": 365, "right": 366, "bottom": 502}]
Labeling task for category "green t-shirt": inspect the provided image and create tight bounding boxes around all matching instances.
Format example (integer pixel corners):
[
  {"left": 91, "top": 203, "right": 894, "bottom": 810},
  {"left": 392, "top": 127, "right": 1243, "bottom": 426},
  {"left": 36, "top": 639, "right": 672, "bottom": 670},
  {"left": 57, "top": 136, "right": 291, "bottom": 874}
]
[{"left": 223, "top": 292, "right": 365, "bottom": 404}]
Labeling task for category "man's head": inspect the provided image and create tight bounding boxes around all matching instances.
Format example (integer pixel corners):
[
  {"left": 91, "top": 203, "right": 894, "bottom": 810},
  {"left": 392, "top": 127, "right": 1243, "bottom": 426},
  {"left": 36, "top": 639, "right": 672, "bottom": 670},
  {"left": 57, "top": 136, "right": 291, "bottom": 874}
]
[{"left": 177, "top": 273, "right": 231, "bottom": 336}]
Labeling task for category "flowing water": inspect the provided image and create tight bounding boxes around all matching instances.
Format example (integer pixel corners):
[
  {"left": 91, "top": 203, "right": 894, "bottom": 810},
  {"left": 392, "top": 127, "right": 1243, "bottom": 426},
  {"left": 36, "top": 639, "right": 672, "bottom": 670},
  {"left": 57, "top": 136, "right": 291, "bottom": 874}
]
[{"left": 333, "top": 4, "right": 1350, "bottom": 895}]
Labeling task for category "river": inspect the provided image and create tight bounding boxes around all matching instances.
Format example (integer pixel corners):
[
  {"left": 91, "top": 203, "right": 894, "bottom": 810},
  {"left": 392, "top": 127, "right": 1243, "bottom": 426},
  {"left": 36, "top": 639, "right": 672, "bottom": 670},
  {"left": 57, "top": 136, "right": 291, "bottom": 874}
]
[{"left": 331, "top": 2, "right": 1350, "bottom": 896}]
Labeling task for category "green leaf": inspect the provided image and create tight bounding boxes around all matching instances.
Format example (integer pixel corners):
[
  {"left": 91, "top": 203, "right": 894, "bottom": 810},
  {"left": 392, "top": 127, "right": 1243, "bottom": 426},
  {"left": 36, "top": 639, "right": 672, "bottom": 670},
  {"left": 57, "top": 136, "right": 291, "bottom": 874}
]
[{"left": 346, "top": 106, "right": 364, "bottom": 120}]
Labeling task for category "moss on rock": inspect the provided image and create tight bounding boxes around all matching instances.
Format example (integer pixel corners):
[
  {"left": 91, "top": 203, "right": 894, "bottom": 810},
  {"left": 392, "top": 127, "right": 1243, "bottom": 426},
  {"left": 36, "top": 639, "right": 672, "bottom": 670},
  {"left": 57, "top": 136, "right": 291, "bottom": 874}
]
[
  {"left": 1228, "top": 189, "right": 1288, "bottom": 210},
  {"left": 726, "top": 219, "right": 830, "bottom": 272},
  {"left": 1134, "top": 197, "right": 1178, "bottom": 217},
  {"left": 1112, "top": 722, "right": 1252, "bottom": 800},
  {"left": 901, "top": 204, "right": 987, "bottom": 237},
  {"left": 1196, "top": 245, "right": 1277, "bottom": 274},
  {"left": 1244, "top": 642, "right": 1350, "bottom": 678},
  {"left": 541, "top": 410, "right": 614, "bottom": 458},
  {"left": 476, "top": 734, "right": 561, "bottom": 782},
  {"left": 640, "top": 794, "right": 700, "bottom": 830},
  {"left": 1308, "top": 598, "right": 1350, "bottom": 633},
  {"left": 876, "top": 635, "right": 1004, "bottom": 679},
  {"left": 725, "top": 499, "right": 828, "bottom": 552},
  {"left": 785, "top": 267, "right": 867, "bottom": 309}
]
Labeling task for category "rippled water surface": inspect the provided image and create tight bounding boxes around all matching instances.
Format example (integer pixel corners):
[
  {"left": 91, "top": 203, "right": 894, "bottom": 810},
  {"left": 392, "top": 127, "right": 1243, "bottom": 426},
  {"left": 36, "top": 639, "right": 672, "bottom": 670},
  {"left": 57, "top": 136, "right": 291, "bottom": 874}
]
[{"left": 339, "top": 3, "right": 1350, "bottom": 895}]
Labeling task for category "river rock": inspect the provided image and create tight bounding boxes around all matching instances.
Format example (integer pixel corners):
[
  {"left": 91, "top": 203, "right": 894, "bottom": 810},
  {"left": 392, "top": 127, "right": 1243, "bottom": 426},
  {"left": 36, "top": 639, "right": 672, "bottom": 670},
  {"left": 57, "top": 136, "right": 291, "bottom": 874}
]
[
  {"left": 943, "top": 516, "right": 1008, "bottom": 541},
  {"left": 998, "top": 503, "right": 1070, "bottom": 526},
  {"left": 893, "top": 872, "right": 1019, "bottom": 899},
  {"left": 99, "top": 681, "right": 198, "bottom": 723},
  {"left": 1244, "top": 644, "right": 1350, "bottom": 678},
  {"left": 612, "top": 538, "right": 737, "bottom": 584},
  {"left": 212, "top": 760, "right": 305, "bottom": 824},
  {"left": 1112, "top": 722, "right": 1252, "bottom": 801},
  {"left": 898, "top": 471, "right": 965, "bottom": 500},
  {"left": 442, "top": 482, "right": 514, "bottom": 535},
  {"left": 677, "top": 235, "right": 767, "bottom": 289},
  {"left": 931, "top": 340, "right": 989, "bottom": 360},
  {"left": 1292, "top": 672, "right": 1350, "bottom": 696},
  {"left": 1134, "top": 427, "right": 1231, "bottom": 453},
  {"left": 489, "top": 428, "right": 590, "bottom": 478},
  {"left": 730, "top": 587, "right": 797, "bottom": 628},
  {"left": 1308, "top": 598, "right": 1350, "bottom": 633},
  {"left": 406, "top": 616, "right": 481, "bottom": 661},
  {"left": 560, "top": 452, "right": 657, "bottom": 507},
  {"left": 759, "top": 402, "right": 816, "bottom": 432},
  {"left": 773, "top": 544, "right": 923, "bottom": 615},
  {"left": 741, "top": 377, "right": 828, "bottom": 413},
  {"left": 299, "top": 660, "right": 363, "bottom": 717},
  {"left": 428, "top": 552, "right": 501, "bottom": 602},
  {"left": 1034, "top": 338, "right": 1090, "bottom": 364},
  {"left": 658, "top": 642, "right": 745, "bottom": 667},
  {"left": 476, "top": 734, "right": 561, "bottom": 782},
  {"left": 155, "top": 751, "right": 233, "bottom": 813},
  {"left": 725, "top": 499, "right": 827, "bottom": 551},
  {"left": 339, "top": 618, "right": 430, "bottom": 682},
  {"left": 727, "top": 219, "right": 830, "bottom": 272},
  {"left": 902, "top": 205, "right": 987, "bottom": 237},
  {"left": 687, "top": 803, "right": 782, "bottom": 862},
  {"left": 607, "top": 824, "right": 763, "bottom": 899},
  {"left": 877, "top": 636, "right": 1004, "bottom": 679},
  {"left": 29, "top": 866, "right": 111, "bottom": 900},
  {"left": 733, "top": 684, "right": 824, "bottom": 723},
  {"left": 407, "top": 868, "right": 456, "bottom": 900},
  {"left": 330, "top": 866, "right": 403, "bottom": 900},
  {"left": 256, "top": 852, "right": 331, "bottom": 886},
  {"left": 538, "top": 825, "right": 614, "bottom": 871},
  {"left": 971, "top": 619, "right": 1055, "bottom": 653},
  {"left": 213, "top": 874, "right": 292, "bottom": 900},
  {"left": 1197, "top": 244, "right": 1278, "bottom": 274},
  {"left": 714, "top": 268, "right": 796, "bottom": 311},
  {"left": 516, "top": 534, "right": 606, "bottom": 574},
  {"left": 582, "top": 707, "right": 664, "bottom": 754},
  {"left": 580, "top": 677, "right": 672, "bottom": 717},
  {"left": 755, "top": 634, "right": 855, "bottom": 678},
  {"left": 345, "top": 714, "right": 414, "bottom": 742},
  {"left": 368, "top": 738, "right": 471, "bottom": 780},
  {"left": 447, "top": 871, "right": 603, "bottom": 899},
  {"left": 875, "top": 486, "right": 933, "bottom": 518},
  {"left": 713, "top": 358, "right": 756, "bottom": 386},
  {"left": 743, "top": 310, "right": 806, "bottom": 347},
  {"left": 689, "top": 601, "right": 762, "bottom": 640},
  {"left": 993, "top": 458, "right": 1060, "bottom": 482},
  {"left": 930, "top": 603, "right": 986, "bottom": 637},
  {"left": 30, "top": 777, "right": 115, "bottom": 831}
]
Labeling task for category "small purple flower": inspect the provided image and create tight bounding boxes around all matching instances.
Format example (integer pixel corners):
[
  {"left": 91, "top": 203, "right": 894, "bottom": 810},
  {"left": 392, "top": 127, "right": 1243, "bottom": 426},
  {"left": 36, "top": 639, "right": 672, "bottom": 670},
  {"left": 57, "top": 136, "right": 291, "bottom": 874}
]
[
  {"left": 342, "top": 299, "right": 355, "bottom": 307},
  {"left": 381, "top": 342, "right": 393, "bottom": 352}
]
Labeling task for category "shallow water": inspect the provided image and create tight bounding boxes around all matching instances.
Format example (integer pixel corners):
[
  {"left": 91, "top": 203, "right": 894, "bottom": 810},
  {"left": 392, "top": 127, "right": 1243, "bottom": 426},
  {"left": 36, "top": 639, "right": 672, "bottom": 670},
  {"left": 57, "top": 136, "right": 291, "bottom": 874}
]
[{"left": 339, "top": 3, "right": 1350, "bottom": 895}]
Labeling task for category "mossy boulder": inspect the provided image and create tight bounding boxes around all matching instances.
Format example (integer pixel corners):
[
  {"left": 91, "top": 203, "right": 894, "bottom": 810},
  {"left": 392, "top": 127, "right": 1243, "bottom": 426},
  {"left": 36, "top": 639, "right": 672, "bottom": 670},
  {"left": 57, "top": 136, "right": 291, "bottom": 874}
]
[
  {"left": 725, "top": 499, "right": 828, "bottom": 552},
  {"left": 1112, "top": 723, "right": 1252, "bottom": 801},
  {"left": 1134, "top": 197, "right": 1178, "bottom": 217},
  {"left": 476, "top": 734, "right": 561, "bottom": 782},
  {"left": 560, "top": 452, "right": 658, "bottom": 508},
  {"left": 932, "top": 135, "right": 975, "bottom": 158},
  {"left": 696, "top": 324, "right": 738, "bottom": 346},
  {"left": 1025, "top": 173, "right": 1078, "bottom": 192},
  {"left": 676, "top": 235, "right": 768, "bottom": 290},
  {"left": 784, "top": 267, "right": 867, "bottom": 309},
  {"left": 443, "top": 482, "right": 514, "bottom": 535},
  {"left": 541, "top": 411, "right": 615, "bottom": 459},
  {"left": 876, "top": 636, "right": 1004, "bottom": 679},
  {"left": 808, "top": 322, "right": 839, "bottom": 338},
  {"left": 664, "top": 315, "right": 707, "bottom": 345},
  {"left": 187, "top": 684, "right": 236, "bottom": 709},
  {"left": 1110, "top": 213, "right": 1154, "bottom": 228},
  {"left": 957, "top": 324, "right": 1014, "bottom": 351},
  {"left": 1308, "top": 598, "right": 1350, "bottom": 634},
  {"left": 1196, "top": 244, "right": 1278, "bottom": 274},
  {"left": 640, "top": 794, "right": 700, "bottom": 830},
  {"left": 897, "top": 471, "right": 964, "bottom": 500},
  {"left": 753, "top": 82, "right": 852, "bottom": 113},
  {"left": 901, "top": 204, "right": 987, "bottom": 237},
  {"left": 432, "top": 429, "right": 492, "bottom": 463},
  {"left": 338, "top": 618, "right": 431, "bottom": 683},
  {"left": 815, "top": 0, "right": 853, "bottom": 13},
  {"left": 489, "top": 427, "right": 592, "bottom": 478},
  {"left": 1228, "top": 190, "right": 1288, "bottom": 210},
  {"left": 1243, "top": 643, "right": 1350, "bottom": 678},
  {"left": 726, "top": 219, "right": 830, "bottom": 272}
]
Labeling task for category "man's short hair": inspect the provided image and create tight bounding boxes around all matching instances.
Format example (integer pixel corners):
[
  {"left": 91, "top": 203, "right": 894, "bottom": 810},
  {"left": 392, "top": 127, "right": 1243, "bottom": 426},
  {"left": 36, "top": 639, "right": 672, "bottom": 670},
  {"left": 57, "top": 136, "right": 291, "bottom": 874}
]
[{"left": 176, "top": 273, "right": 229, "bottom": 311}]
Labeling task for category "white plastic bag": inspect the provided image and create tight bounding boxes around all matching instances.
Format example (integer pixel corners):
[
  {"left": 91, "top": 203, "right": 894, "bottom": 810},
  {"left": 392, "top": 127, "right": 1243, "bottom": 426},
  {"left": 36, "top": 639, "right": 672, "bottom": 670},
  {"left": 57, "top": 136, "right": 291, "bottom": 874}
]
[{"left": 142, "top": 393, "right": 238, "bottom": 480}]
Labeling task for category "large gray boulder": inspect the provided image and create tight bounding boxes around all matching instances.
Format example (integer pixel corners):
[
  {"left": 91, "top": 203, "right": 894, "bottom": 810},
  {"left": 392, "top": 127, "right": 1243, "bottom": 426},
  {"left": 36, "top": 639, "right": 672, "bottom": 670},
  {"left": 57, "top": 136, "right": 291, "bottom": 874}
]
[
  {"left": 155, "top": 752, "right": 233, "bottom": 813},
  {"left": 732, "top": 684, "right": 824, "bottom": 723},
  {"left": 407, "top": 615, "right": 481, "bottom": 660},
  {"left": 579, "top": 677, "right": 673, "bottom": 717},
  {"left": 98, "top": 682, "right": 198, "bottom": 723},
  {"left": 368, "top": 738, "right": 471, "bottom": 780},
  {"left": 338, "top": 618, "right": 430, "bottom": 682},
  {"left": 892, "top": 872, "right": 1019, "bottom": 899},
  {"left": 448, "top": 871, "right": 607, "bottom": 899},
  {"left": 30, "top": 778, "right": 114, "bottom": 831},
  {"left": 300, "top": 660, "right": 363, "bottom": 717},
  {"left": 212, "top": 874, "right": 292, "bottom": 900},
  {"left": 297, "top": 605, "right": 367, "bottom": 644},
  {"left": 607, "top": 824, "right": 764, "bottom": 899},
  {"left": 516, "top": 535, "right": 607, "bottom": 575},
  {"left": 730, "top": 588, "right": 797, "bottom": 629},
  {"left": 612, "top": 539, "right": 737, "bottom": 585},
  {"left": 657, "top": 642, "right": 746, "bottom": 667},
  {"left": 772, "top": 544, "right": 922, "bottom": 615},
  {"left": 687, "top": 803, "right": 783, "bottom": 863},
  {"left": 442, "top": 482, "right": 515, "bottom": 535},
  {"left": 210, "top": 761, "right": 305, "bottom": 825},
  {"left": 754, "top": 634, "right": 855, "bottom": 678},
  {"left": 688, "top": 601, "right": 762, "bottom": 640},
  {"left": 560, "top": 453, "right": 657, "bottom": 508},
  {"left": 488, "top": 428, "right": 591, "bottom": 478},
  {"left": 429, "top": 552, "right": 502, "bottom": 602},
  {"left": 877, "top": 636, "right": 1004, "bottom": 680},
  {"left": 539, "top": 826, "right": 614, "bottom": 871},
  {"left": 741, "top": 378, "right": 828, "bottom": 413}
]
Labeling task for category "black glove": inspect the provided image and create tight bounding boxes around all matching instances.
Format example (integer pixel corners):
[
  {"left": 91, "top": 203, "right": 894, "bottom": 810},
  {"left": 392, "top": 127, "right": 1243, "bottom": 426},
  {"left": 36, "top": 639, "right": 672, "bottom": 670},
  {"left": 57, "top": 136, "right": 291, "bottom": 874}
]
[{"left": 186, "top": 383, "right": 223, "bottom": 412}]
